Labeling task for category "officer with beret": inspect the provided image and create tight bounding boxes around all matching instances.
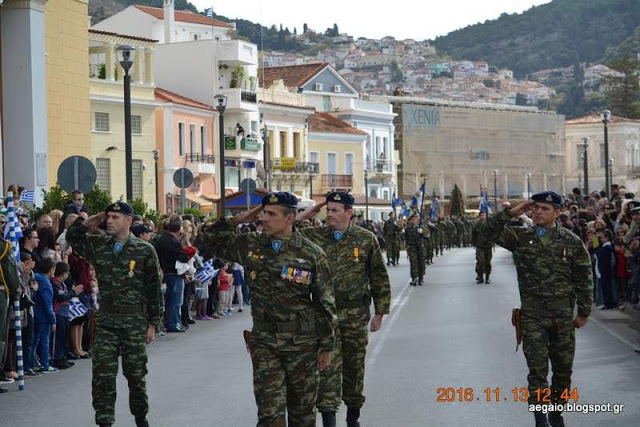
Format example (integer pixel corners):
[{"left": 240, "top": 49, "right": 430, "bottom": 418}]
[
  {"left": 200, "top": 192, "right": 337, "bottom": 427},
  {"left": 297, "top": 192, "right": 391, "bottom": 427},
  {"left": 66, "top": 202, "right": 163, "bottom": 427},
  {"left": 483, "top": 191, "right": 592, "bottom": 427}
]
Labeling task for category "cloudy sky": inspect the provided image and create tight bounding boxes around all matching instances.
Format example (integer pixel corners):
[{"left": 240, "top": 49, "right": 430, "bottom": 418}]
[{"left": 190, "top": 0, "right": 552, "bottom": 40}]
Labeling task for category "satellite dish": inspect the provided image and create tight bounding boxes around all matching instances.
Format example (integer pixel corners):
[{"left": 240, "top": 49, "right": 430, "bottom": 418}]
[{"left": 256, "top": 161, "right": 266, "bottom": 181}]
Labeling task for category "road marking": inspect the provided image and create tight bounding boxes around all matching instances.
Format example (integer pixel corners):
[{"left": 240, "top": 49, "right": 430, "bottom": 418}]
[
  {"left": 588, "top": 315, "right": 639, "bottom": 351},
  {"left": 367, "top": 280, "right": 413, "bottom": 368}
]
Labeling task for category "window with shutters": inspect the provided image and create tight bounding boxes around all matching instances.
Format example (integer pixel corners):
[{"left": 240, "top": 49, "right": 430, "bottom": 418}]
[
  {"left": 96, "top": 158, "right": 111, "bottom": 193},
  {"left": 132, "top": 159, "right": 143, "bottom": 200},
  {"left": 95, "top": 112, "right": 109, "bottom": 132}
]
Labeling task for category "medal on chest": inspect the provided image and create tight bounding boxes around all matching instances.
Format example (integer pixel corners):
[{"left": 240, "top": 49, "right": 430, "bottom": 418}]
[
  {"left": 128, "top": 260, "right": 136, "bottom": 277},
  {"left": 354, "top": 247, "right": 360, "bottom": 263}
]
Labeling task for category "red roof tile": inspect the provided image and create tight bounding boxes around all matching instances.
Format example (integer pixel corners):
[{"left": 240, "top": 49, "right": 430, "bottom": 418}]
[
  {"left": 566, "top": 112, "right": 640, "bottom": 124},
  {"left": 308, "top": 112, "right": 367, "bottom": 135},
  {"left": 261, "top": 63, "right": 328, "bottom": 89},
  {"left": 155, "top": 87, "right": 215, "bottom": 111},
  {"left": 135, "top": 5, "right": 232, "bottom": 28}
]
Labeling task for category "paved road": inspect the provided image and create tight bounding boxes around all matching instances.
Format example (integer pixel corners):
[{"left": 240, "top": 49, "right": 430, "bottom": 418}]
[{"left": 2, "top": 247, "right": 639, "bottom": 426}]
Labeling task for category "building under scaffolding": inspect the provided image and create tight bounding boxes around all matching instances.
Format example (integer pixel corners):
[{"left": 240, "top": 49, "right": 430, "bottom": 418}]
[{"left": 372, "top": 95, "right": 566, "bottom": 200}]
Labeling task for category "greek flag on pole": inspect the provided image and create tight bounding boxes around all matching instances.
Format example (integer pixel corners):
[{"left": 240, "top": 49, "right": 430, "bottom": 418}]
[
  {"left": 479, "top": 190, "right": 492, "bottom": 215},
  {"left": 430, "top": 197, "right": 440, "bottom": 219},
  {"left": 205, "top": 7, "right": 214, "bottom": 18},
  {"left": 4, "top": 192, "right": 23, "bottom": 259},
  {"left": 19, "top": 190, "right": 35, "bottom": 204},
  {"left": 391, "top": 192, "right": 401, "bottom": 209},
  {"left": 195, "top": 259, "right": 218, "bottom": 285}
]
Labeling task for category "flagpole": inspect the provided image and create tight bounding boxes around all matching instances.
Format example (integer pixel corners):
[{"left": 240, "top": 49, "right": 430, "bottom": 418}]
[
  {"left": 418, "top": 178, "right": 426, "bottom": 228},
  {"left": 6, "top": 192, "right": 25, "bottom": 390}
]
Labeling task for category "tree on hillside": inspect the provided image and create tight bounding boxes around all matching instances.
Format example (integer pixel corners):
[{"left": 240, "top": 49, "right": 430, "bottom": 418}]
[
  {"left": 390, "top": 61, "right": 403, "bottom": 82},
  {"left": 604, "top": 54, "right": 640, "bottom": 118},
  {"left": 303, "top": 23, "right": 308, "bottom": 33}
]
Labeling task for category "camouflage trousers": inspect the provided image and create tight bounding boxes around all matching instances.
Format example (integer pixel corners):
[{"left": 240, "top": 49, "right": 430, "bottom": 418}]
[
  {"left": 425, "top": 241, "right": 433, "bottom": 263},
  {"left": 317, "top": 309, "right": 370, "bottom": 412},
  {"left": 522, "top": 313, "right": 575, "bottom": 404},
  {"left": 386, "top": 238, "right": 400, "bottom": 262},
  {"left": 407, "top": 247, "right": 425, "bottom": 279},
  {"left": 251, "top": 333, "right": 320, "bottom": 427},
  {"left": 93, "top": 323, "right": 149, "bottom": 425},
  {"left": 475, "top": 247, "right": 493, "bottom": 277}
]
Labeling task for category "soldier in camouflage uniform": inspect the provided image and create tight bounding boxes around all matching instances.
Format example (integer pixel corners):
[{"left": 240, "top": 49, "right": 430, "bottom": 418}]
[
  {"left": 200, "top": 192, "right": 337, "bottom": 427},
  {"left": 383, "top": 212, "right": 401, "bottom": 266},
  {"left": 472, "top": 211, "right": 494, "bottom": 284},
  {"left": 66, "top": 202, "right": 163, "bottom": 427},
  {"left": 405, "top": 212, "right": 426, "bottom": 286},
  {"left": 297, "top": 192, "right": 390, "bottom": 427},
  {"left": 437, "top": 219, "right": 445, "bottom": 256},
  {"left": 483, "top": 192, "right": 592, "bottom": 427}
]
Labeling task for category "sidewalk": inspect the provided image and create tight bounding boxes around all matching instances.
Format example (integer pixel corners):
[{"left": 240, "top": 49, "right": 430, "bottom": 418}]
[{"left": 589, "top": 301, "right": 640, "bottom": 352}]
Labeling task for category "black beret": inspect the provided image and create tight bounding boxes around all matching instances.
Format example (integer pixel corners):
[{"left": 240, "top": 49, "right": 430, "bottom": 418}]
[
  {"left": 628, "top": 199, "right": 640, "bottom": 213},
  {"left": 326, "top": 191, "right": 354, "bottom": 207},
  {"left": 531, "top": 191, "right": 563, "bottom": 208},
  {"left": 131, "top": 224, "right": 152, "bottom": 237},
  {"left": 261, "top": 192, "right": 298, "bottom": 208},
  {"left": 105, "top": 202, "right": 134, "bottom": 216}
]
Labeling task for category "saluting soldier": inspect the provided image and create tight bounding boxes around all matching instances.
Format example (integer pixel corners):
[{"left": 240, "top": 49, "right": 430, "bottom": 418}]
[
  {"left": 472, "top": 211, "right": 494, "bottom": 284},
  {"left": 200, "top": 192, "right": 337, "bottom": 427},
  {"left": 66, "top": 202, "right": 163, "bottom": 427},
  {"left": 483, "top": 191, "right": 592, "bottom": 427},
  {"left": 405, "top": 212, "right": 426, "bottom": 286},
  {"left": 297, "top": 192, "right": 391, "bottom": 427},
  {"left": 383, "top": 211, "right": 401, "bottom": 266}
]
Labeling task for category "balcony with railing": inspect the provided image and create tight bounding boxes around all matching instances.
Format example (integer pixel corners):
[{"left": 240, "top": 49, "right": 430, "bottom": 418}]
[
  {"left": 218, "top": 40, "right": 257, "bottom": 65},
  {"left": 219, "top": 88, "right": 258, "bottom": 112},
  {"left": 369, "top": 158, "right": 393, "bottom": 174},
  {"left": 271, "top": 160, "right": 320, "bottom": 175},
  {"left": 185, "top": 153, "right": 215, "bottom": 176},
  {"left": 321, "top": 174, "right": 353, "bottom": 189}
]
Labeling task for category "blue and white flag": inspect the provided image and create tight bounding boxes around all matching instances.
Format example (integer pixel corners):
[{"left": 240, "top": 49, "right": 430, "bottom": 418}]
[
  {"left": 205, "top": 7, "right": 214, "bottom": 18},
  {"left": 430, "top": 197, "right": 440, "bottom": 219},
  {"left": 69, "top": 298, "right": 88, "bottom": 321},
  {"left": 479, "top": 190, "right": 492, "bottom": 215},
  {"left": 19, "top": 190, "right": 35, "bottom": 204},
  {"left": 391, "top": 191, "right": 401, "bottom": 209},
  {"left": 4, "top": 192, "right": 23, "bottom": 259},
  {"left": 195, "top": 259, "right": 218, "bottom": 285}
]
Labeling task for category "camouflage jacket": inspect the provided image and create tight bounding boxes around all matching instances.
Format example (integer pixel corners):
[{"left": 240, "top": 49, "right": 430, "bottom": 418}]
[
  {"left": 471, "top": 220, "right": 494, "bottom": 249},
  {"left": 200, "top": 220, "right": 337, "bottom": 351},
  {"left": 383, "top": 219, "right": 401, "bottom": 240},
  {"left": 299, "top": 225, "right": 391, "bottom": 315},
  {"left": 484, "top": 210, "right": 593, "bottom": 318},
  {"left": 66, "top": 219, "right": 163, "bottom": 328},
  {"left": 0, "top": 239, "right": 21, "bottom": 296},
  {"left": 405, "top": 224, "right": 426, "bottom": 250}
]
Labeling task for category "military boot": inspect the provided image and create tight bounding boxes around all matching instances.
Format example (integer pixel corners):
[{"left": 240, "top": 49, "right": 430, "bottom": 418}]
[
  {"left": 321, "top": 411, "right": 337, "bottom": 427},
  {"left": 135, "top": 417, "right": 149, "bottom": 427},
  {"left": 548, "top": 411, "right": 565, "bottom": 427},
  {"left": 533, "top": 411, "right": 550, "bottom": 427},
  {"left": 484, "top": 273, "right": 491, "bottom": 284},
  {"left": 418, "top": 277, "right": 424, "bottom": 286},
  {"left": 346, "top": 407, "right": 361, "bottom": 427},
  {"left": 410, "top": 278, "right": 417, "bottom": 286},
  {"left": 476, "top": 275, "right": 483, "bottom": 284},
  {"left": 386, "top": 259, "right": 391, "bottom": 266}
]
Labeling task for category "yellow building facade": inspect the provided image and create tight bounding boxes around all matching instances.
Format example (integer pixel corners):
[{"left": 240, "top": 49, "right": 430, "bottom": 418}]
[
  {"left": 45, "top": 0, "right": 91, "bottom": 186},
  {"left": 89, "top": 30, "right": 160, "bottom": 207}
]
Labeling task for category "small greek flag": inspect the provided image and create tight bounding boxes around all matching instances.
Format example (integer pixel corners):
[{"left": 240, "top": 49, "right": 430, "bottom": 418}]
[
  {"left": 195, "top": 259, "right": 218, "bottom": 285},
  {"left": 479, "top": 190, "right": 492, "bottom": 215},
  {"left": 205, "top": 7, "right": 214, "bottom": 18},
  {"left": 69, "top": 298, "right": 88, "bottom": 321},
  {"left": 19, "top": 190, "right": 35, "bottom": 204},
  {"left": 430, "top": 197, "right": 440, "bottom": 219},
  {"left": 4, "top": 192, "right": 23, "bottom": 259}
]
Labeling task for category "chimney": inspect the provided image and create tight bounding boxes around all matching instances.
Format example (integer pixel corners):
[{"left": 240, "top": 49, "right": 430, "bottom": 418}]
[{"left": 163, "top": 0, "right": 175, "bottom": 43}]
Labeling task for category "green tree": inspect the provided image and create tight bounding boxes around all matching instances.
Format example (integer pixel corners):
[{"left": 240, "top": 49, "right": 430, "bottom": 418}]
[
  {"left": 604, "top": 54, "right": 640, "bottom": 118},
  {"left": 390, "top": 60, "right": 403, "bottom": 82},
  {"left": 303, "top": 23, "right": 308, "bottom": 34}
]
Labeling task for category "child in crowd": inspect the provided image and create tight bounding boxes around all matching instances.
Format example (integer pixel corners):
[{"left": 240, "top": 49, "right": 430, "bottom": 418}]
[
  {"left": 216, "top": 261, "right": 233, "bottom": 317},
  {"left": 31, "top": 257, "right": 57, "bottom": 373},
  {"left": 51, "top": 262, "right": 83, "bottom": 369}
]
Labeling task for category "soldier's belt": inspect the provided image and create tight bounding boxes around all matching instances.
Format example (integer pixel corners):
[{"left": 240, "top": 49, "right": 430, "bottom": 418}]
[
  {"left": 99, "top": 303, "right": 146, "bottom": 315},
  {"left": 336, "top": 294, "right": 371, "bottom": 310},
  {"left": 522, "top": 297, "right": 574, "bottom": 312},
  {"left": 253, "top": 318, "right": 316, "bottom": 334}
]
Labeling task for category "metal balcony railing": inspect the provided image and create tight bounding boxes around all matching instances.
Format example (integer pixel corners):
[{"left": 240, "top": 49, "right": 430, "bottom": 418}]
[
  {"left": 185, "top": 153, "right": 215, "bottom": 163},
  {"left": 322, "top": 174, "right": 353, "bottom": 188},
  {"left": 241, "top": 91, "right": 257, "bottom": 103},
  {"left": 272, "top": 160, "right": 320, "bottom": 174}
]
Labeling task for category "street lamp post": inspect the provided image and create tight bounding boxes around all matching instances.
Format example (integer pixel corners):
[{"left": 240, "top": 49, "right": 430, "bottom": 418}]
[
  {"left": 152, "top": 149, "right": 159, "bottom": 212},
  {"left": 117, "top": 45, "right": 135, "bottom": 201},
  {"left": 601, "top": 109, "right": 611, "bottom": 199},
  {"left": 261, "top": 125, "right": 270, "bottom": 190},
  {"left": 365, "top": 169, "right": 369, "bottom": 220},
  {"left": 492, "top": 169, "right": 498, "bottom": 207},
  {"left": 609, "top": 158, "right": 614, "bottom": 189},
  {"left": 582, "top": 137, "right": 589, "bottom": 196},
  {"left": 307, "top": 163, "right": 314, "bottom": 199},
  {"left": 214, "top": 94, "right": 228, "bottom": 217},
  {"left": 526, "top": 173, "right": 532, "bottom": 199}
]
